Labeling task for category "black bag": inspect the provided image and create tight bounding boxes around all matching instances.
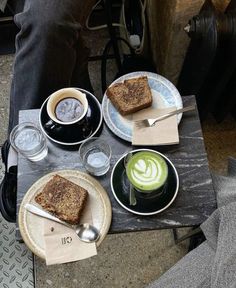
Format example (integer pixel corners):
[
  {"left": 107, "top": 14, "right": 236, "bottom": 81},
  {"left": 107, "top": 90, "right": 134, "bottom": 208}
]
[{"left": 101, "top": 37, "right": 156, "bottom": 93}]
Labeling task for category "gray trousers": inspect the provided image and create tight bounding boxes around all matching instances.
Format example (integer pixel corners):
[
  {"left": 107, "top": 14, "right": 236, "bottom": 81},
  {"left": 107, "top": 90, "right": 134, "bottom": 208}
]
[{"left": 9, "top": 0, "right": 96, "bottom": 132}]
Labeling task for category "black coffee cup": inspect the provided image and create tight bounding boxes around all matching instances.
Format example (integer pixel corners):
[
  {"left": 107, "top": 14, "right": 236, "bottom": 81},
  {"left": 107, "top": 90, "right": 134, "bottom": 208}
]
[{"left": 45, "top": 88, "right": 88, "bottom": 130}]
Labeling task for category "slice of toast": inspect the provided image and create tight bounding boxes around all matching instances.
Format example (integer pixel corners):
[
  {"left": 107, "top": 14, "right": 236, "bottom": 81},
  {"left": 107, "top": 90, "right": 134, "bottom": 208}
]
[
  {"left": 106, "top": 76, "right": 152, "bottom": 116},
  {"left": 35, "top": 175, "right": 88, "bottom": 225}
]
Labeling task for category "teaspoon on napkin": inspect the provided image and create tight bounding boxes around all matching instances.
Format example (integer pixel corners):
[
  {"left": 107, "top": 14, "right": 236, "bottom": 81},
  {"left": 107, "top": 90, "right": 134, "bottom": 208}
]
[{"left": 25, "top": 203, "right": 100, "bottom": 243}]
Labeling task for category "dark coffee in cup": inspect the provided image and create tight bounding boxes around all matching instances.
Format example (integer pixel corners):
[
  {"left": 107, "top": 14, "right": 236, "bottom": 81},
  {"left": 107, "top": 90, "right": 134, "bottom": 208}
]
[
  {"left": 46, "top": 88, "right": 88, "bottom": 126},
  {"left": 126, "top": 151, "right": 168, "bottom": 194},
  {"left": 55, "top": 97, "right": 84, "bottom": 123}
]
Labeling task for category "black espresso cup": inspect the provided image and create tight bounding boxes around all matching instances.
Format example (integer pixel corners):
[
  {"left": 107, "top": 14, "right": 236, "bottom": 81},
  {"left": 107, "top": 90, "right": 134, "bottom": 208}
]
[{"left": 45, "top": 87, "right": 88, "bottom": 130}]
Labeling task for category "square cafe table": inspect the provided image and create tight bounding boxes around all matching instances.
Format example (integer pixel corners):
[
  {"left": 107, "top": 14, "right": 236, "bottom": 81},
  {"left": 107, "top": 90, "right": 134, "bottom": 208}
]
[{"left": 16, "top": 95, "right": 216, "bottom": 240}]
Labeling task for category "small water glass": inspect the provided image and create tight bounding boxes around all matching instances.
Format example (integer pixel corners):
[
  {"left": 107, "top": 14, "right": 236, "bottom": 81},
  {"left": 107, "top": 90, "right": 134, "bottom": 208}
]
[
  {"left": 79, "top": 137, "right": 111, "bottom": 176},
  {"left": 10, "top": 122, "right": 48, "bottom": 162}
]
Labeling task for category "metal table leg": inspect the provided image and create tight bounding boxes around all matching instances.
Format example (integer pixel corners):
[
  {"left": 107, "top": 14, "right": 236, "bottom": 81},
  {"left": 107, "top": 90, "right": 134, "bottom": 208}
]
[{"left": 173, "top": 226, "right": 202, "bottom": 245}]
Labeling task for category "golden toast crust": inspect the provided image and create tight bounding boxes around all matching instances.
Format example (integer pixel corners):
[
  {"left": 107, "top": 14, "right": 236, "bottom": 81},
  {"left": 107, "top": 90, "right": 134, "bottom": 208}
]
[
  {"left": 35, "top": 175, "right": 88, "bottom": 225},
  {"left": 106, "top": 76, "right": 152, "bottom": 115}
]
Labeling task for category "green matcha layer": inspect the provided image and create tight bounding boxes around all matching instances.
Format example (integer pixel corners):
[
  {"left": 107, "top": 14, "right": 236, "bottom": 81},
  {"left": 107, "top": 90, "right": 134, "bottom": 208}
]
[{"left": 126, "top": 151, "right": 168, "bottom": 192}]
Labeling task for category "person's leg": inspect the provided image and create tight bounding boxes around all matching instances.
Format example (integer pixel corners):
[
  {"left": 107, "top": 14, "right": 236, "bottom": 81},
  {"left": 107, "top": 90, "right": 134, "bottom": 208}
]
[
  {"left": 9, "top": 0, "right": 95, "bottom": 132},
  {"left": 0, "top": 0, "right": 96, "bottom": 222},
  {"left": 70, "top": 36, "right": 93, "bottom": 93}
]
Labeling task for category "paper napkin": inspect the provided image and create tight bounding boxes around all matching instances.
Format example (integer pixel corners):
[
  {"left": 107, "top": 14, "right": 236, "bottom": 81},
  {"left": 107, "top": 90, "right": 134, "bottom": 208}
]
[
  {"left": 132, "top": 107, "right": 179, "bottom": 146},
  {"left": 43, "top": 207, "right": 97, "bottom": 265}
]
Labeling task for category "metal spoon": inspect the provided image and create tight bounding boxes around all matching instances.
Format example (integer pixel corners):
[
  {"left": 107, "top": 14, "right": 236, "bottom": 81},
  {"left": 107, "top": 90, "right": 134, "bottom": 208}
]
[
  {"left": 25, "top": 203, "right": 100, "bottom": 243},
  {"left": 123, "top": 152, "right": 137, "bottom": 206}
]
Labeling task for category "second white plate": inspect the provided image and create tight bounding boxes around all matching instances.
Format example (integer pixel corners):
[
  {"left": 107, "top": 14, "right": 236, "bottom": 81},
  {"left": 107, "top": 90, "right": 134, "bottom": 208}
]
[{"left": 102, "top": 71, "right": 183, "bottom": 142}]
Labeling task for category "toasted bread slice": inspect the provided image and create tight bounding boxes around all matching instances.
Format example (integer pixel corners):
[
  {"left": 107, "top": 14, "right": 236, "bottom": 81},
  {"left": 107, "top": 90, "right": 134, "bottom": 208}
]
[
  {"left": 106, "top": 76, "right": 152, "bottom": 116},
  {"left": 35, "top": 175, "right": 88, "bottom": 225}
]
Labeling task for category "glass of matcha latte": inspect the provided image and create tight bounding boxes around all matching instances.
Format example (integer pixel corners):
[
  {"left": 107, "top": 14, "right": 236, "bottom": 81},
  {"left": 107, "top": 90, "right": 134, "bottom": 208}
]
[{"left": 126, "top": 150, "right": 169, "bottom": 200}]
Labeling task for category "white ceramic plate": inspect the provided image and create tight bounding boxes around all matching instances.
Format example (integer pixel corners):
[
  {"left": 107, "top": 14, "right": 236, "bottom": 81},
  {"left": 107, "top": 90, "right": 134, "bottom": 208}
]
[
  {"left": 102, "top": 71, "right": 183, "bottom": 142},
  {"left": 18, "top": 170, "right": 112, "bottom": 259}
]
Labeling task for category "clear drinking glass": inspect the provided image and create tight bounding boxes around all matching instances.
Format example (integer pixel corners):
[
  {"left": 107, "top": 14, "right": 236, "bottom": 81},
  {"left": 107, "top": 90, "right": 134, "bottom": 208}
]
[
  {"left": 79, "top": 137, "right": 111, "bottom": 176},
  {"left": 10, "top": 122, "right": 48, "bottom": 161}
]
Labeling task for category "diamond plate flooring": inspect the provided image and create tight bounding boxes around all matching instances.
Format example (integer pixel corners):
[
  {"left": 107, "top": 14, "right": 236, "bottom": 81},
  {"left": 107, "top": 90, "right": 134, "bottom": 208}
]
[
  {"left": 0, "top": 155, "right": 34, "bottom": 288},
  {"left": 0, "top": 54, "right": 34, "bottom": 288}
]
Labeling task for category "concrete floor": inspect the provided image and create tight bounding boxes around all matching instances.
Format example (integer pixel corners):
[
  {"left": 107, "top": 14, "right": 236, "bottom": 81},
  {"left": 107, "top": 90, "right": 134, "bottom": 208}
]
[
  {"left": 0, "top": 55, "right": 190, "bottom": 288},
  {"left": 0, "top": 29, "right": 236, "bottom": 288}
]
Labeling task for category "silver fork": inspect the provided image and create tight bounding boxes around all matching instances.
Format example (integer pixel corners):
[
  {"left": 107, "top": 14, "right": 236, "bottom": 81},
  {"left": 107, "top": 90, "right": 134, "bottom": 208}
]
[{"left": 134, "top": 105, "right": 196, "bottom": 128}]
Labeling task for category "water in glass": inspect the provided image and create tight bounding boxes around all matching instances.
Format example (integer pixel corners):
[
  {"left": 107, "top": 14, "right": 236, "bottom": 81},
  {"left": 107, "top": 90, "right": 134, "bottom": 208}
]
[
  {"left": 84, "top": 148, "right": 109, "bottom": 176},
  {"left": 79, "top": 137, "right": 111, "bottom": 176},
  {"left": 10, "top": 123, "right": 48, "bottom": 161}
]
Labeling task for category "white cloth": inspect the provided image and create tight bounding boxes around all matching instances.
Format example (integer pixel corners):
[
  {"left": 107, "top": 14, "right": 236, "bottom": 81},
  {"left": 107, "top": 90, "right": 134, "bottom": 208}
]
[
  {"left": 7, "top": 146, "right": 17, "bottom": 171},
  {"left": 0, "top": 0, "right": 7, "bottom": 11}
]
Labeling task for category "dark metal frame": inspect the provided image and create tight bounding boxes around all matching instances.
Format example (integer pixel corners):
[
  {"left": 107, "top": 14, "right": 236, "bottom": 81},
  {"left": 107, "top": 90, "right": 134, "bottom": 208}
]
[{"left": 173, "top": 226, "right": 202, "bottom": 245}]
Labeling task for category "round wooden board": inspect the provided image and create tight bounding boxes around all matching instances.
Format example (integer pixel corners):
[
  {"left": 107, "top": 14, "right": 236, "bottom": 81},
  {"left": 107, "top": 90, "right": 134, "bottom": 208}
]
[{"left": 19, "top": 170, "right": 112, "bottom": 259}]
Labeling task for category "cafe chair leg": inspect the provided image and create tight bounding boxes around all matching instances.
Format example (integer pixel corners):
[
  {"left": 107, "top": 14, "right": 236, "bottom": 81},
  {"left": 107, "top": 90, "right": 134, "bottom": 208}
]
[{"left": 172, "top": 226, "right": 202, "bottom": 245}]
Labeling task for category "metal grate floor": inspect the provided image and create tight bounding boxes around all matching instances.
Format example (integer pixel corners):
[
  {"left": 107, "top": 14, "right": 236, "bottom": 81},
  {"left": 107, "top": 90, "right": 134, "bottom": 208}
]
[{"left": 0, "top": 160, "right": 34, "bottom": 288}]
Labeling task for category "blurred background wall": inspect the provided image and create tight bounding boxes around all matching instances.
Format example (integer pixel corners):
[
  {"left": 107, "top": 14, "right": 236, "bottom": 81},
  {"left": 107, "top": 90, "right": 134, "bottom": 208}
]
[{"left": 146, "top": 0, "right": 230, "bottom": 84}]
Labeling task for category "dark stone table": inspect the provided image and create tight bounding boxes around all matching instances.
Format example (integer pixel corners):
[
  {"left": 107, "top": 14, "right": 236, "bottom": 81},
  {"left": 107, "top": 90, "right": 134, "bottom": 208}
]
[{"left": 16, "top": 96, "right": 216, "bottom": 240}]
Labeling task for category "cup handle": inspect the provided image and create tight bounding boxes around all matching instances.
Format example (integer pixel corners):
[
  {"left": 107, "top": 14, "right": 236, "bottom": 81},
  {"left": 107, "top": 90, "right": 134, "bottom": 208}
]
[{"left": 44, "top": 120, "right": 58, "bottom": 131}]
